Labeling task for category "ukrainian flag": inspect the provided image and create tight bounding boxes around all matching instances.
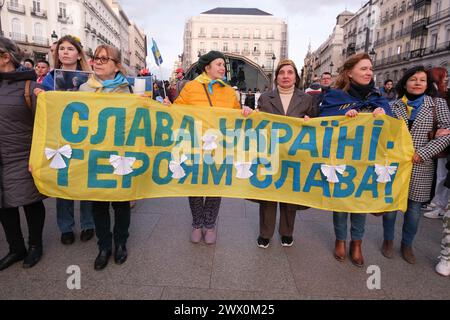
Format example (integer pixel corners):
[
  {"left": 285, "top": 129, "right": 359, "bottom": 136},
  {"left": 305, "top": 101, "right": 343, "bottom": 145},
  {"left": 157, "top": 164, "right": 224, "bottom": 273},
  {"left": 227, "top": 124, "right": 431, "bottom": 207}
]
[{"left": 151, "top": 38, "right": 163, "bottom": 66}]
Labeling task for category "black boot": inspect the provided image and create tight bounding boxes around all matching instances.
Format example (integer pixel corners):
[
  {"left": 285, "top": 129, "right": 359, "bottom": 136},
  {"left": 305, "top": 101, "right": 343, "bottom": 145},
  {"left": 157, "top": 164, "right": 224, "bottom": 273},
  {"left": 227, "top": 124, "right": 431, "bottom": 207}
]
[
  {"left": 0, "top": 250, "right": 27, "bottom": 271},
  {"left": 114, "top": 244, "right": 127, "bottom": 265},
  {"left": 94, "top": 249, "right": 112, "bottom": 270},
  {"left": 23, "top": 246, "right": 43, "bottom": 268}
]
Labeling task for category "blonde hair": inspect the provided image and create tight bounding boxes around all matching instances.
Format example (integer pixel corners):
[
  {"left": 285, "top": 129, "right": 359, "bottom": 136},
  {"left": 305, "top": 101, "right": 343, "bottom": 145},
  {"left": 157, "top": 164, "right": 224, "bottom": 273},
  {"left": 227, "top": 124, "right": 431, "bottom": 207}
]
[
  {"left": 335, "top": 53, "right": 372, "bottom": 92},
  {"left": 54, "top": 35, "right": 90, "bottom": 71},
  {"left": 93, "top": 45, "right": 127, "bottom": 75}
]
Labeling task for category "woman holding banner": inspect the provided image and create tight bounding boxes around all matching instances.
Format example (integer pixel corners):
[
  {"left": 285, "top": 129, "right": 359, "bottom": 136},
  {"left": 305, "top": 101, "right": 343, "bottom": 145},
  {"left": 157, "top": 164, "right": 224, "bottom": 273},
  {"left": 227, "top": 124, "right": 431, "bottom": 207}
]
[
  {"left": 35, "top": 35, "right": 95, "bottom": 246},
  {"left": 251, "top": 59, "right": 316, "bottom": 249},
  {"left": 381, "top": 66, "right": 450, "bottom": 264},
  {"left": 0, "top": 37, "right": 46, "bottom": 270},
  {"left": 319, "top": 53, "right": 392, "bottom": 267},
  {"left": 166, "top": 50, "right": 241, "bottom": 245},
  {"left": 78, "top": 44, "right": 132, "bottom": 270}
]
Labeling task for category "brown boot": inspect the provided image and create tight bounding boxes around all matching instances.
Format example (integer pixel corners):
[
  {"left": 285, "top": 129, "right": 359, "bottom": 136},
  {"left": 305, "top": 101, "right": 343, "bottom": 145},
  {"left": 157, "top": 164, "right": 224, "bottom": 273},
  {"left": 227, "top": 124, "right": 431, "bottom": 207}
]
[
  {"left": 334, "top": 240, "right": 346, "bottom": 261},
  {"left": 381, "top": 240, "right": 394, "bottom": 259},
  {"left": 401, "top": 243, "right": 416, "bottom": 264},
  {"left": 350, "top": 240, "right": 364, "bottom": 267}
]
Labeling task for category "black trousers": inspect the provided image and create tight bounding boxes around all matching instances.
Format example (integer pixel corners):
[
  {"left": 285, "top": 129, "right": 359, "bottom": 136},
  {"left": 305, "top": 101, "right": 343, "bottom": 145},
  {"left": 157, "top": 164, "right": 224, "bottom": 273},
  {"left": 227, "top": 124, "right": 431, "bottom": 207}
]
[
  {"left": 92, "top": 201, "right": 130, "bottom": 250},
  {"left": 0, "top": 201, "right": 46, "bottom": 253}
]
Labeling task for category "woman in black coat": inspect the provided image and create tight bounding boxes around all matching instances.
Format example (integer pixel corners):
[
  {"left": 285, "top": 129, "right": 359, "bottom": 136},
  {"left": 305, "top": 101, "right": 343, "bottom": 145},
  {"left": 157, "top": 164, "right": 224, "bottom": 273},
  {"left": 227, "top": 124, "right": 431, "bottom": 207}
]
[{"left": 0, "top": 37, "right": 46, "bottom": 270}]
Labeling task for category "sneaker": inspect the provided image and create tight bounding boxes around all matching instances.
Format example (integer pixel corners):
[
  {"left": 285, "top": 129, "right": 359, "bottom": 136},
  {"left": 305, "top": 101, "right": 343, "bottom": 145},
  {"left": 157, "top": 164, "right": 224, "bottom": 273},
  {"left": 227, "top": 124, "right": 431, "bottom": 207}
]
[
  {"left": 190, "top": 228, "right": 202, "bottom": 244},
  {"left": 281, "top": 235, "right": 294, "bottom": 247},
  {"left": 203, "top": 228, "right": 217, "bottom": 245},
  {"left": 421, "top": 203, "right": 436, "bottom": 211},
  {"left": 424, "top": 208, "right": 445, "bottom": 219},
  {"left": 435, "top": 259, "right": 450, "bottom": 277},
  {"left": 257, "top": 236, "right": 270, "bottom": 249}
]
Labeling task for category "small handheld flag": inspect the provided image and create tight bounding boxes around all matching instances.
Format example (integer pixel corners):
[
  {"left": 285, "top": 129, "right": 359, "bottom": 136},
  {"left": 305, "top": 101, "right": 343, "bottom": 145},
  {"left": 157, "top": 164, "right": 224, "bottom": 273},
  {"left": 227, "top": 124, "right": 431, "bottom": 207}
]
[{"left": 151, "top": 38, "right": 163, "bottom": 66}]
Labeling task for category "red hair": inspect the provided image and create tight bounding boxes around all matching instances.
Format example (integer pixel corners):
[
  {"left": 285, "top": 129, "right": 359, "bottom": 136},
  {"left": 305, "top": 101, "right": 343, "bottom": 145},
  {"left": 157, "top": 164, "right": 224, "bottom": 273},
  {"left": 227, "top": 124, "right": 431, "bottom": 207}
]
[{"left": 430, "top": 67, "right": 448, "bottom": 98}]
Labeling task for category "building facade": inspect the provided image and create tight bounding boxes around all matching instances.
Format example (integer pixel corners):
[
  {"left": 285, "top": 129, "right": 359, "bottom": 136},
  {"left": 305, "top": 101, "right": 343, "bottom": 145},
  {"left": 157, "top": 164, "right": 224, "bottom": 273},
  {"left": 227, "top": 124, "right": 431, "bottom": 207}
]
[
  {"left": 129, "top": 23, "right": 147, "bottom": 76},
  {"left": 1, "top": 0, "right": 147, "bottom": 75},
  {"left": 182, "top": 7, "right": 288, "bottom": 80},
  {"left": 373, "top": 0, "right": 449, "bottom": 86},
  {"left": 301, "top": 10, "right": 354, "bottom": 88}
]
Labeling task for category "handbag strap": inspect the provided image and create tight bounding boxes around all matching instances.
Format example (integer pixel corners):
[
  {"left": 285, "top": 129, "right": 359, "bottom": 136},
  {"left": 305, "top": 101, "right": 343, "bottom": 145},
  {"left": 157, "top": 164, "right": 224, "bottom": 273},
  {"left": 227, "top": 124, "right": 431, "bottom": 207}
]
[
  {"left": 432, "top": 97, "right": 438, "bottom": 132},
  {"left": 202, "top": 84, "right": 213, "bottom": 107}
]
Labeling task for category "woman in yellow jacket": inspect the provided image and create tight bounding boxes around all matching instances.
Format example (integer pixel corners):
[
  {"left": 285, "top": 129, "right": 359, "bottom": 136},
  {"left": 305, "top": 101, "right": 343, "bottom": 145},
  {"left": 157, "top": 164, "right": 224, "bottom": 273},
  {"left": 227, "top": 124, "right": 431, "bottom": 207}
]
[{"left": 166, "top": 51, "right": 242, "bottom": 245}]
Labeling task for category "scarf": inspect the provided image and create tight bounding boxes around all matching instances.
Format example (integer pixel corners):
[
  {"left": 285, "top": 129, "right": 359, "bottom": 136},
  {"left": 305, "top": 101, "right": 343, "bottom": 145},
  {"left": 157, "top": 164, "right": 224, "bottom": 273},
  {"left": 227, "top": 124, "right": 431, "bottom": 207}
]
[
  {"left": 347, "top": 81, "right": 375, "bottom": 100},
  {"left": 320, "top": 88, "right": 393, "bottom": 117},
  {"left": 402, "top": 94, "right": 425, "bottom": 121},
  {"left": 87, "top": 73, "right": 128, "bottom": 91},
  {"left": 195, "top": 72, "right": 227, "bottom": 94}
]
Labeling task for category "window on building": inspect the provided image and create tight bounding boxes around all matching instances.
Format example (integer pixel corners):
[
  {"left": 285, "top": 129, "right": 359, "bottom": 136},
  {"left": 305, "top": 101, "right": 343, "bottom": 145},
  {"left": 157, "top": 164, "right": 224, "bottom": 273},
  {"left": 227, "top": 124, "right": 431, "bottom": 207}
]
[
  {"left": 431, "top": 33, "right": 438, "bottom": 49},
  {"left": 244, "top": 29, "right": 250, "bottom": 38},
  {"left": 233, "top": 28, "right": 239, "bottom": 37},
  {"left": 254, "top": 43, "right": 260, "bottom": 52},
  {"left": 267, "top": 43, "right": 272, "bottom": 53},
  {"left": 212, "top": 42, "right": 218, "bottom": 50},
  {"left": 34, "top": 22, "right": 43, "bottom": 37},
  {"left": 267, "top": 29, "right": 273, "bottom": 39},
  {"left": 223, "top": 42, "right": 228, "bottom": 52},
  {"left": 234, "top": 43, "right": 239, "bottom": 53},
  {"left": 59, "top": 3, "right": 67, "bottom": 17},
  {"left": 33, "top": 0, "right": 41, "bottom": 12},
  {"left": 244, "top": 43, "right": 249, "bottom": 51},
  {"left": 11, "top": 18, "right": 21, "bottom": 38},
  {"left": 254, "top": 29, "right": 260, "bottom": 39},
  {"left": 212, "top": 28, "right": 218, "bottom": 37},
  {"left": 223, "top": 28, "right": 228, "bottom": 37},
  {"left": 397, "top": 45, "right": 402, "bottom": 55}
]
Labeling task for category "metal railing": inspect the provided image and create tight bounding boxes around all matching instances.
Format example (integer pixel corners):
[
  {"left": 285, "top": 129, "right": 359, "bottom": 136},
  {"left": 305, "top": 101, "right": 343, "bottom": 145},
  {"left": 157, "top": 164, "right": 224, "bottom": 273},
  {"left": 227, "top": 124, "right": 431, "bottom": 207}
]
[
  {"left": 428, "top": 7, "right": 450, "bottom": 24},
  {"left": 32, "top": 36, "right": 49, "bottom": 46},
  {"left": 10, "top": 32, "right": 27, "bottom": 43},
  {"left": 30, "top": 7, "right": 47, "bottom": 18},
  {"left": 7, "top": 2, "right": 25, "bottom": 13}
]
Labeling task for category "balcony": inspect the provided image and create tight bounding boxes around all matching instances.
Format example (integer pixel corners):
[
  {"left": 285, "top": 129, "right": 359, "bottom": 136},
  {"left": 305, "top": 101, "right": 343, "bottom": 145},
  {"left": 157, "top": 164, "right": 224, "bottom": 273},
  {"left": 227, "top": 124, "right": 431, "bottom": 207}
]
[
  {"left": 32, "top": 36, "right": 49, "bottom": 46},
  {"left": 10, "top": 32, "right": 27, "bottom": 43},
  {"left": 58, "top": 14, "right": 71, "bottom": 24},
  {"left": 387, "top": 33, "right": 394, "bottom": 41},
  {"left": 241, "top": 49, "right": 250, "bottom": 55},
  {"left": 252, "top": 50, "right": 261, "bottom": 56},
  {"left": 265, "top": 50, "right": 274, "bottom": 56},
  {"left": 30, "top": 7, "right": 47, "bottom": 18},
  {"left": 91, "top": 28, "right": 97, "bottom": 35},
  {"left": 198, "top": 33, "right": 206, "bottom": 38},
  {"left": 7, "top": 2, "right": 25, "bottom": 14},
  {"left": 232, "top": 34, "right": 240, "bottom": 38},
  {"left": 253, "top": 35, "right": 261, "bottom": 39},
  {"left": 423, "top": 41, "right": 450, "bottom": 55},
  {"left": 222, "top": 34, "right": 229, "bottom": 38},
  {"left": 231, "top": 49, "right": 240, "bottom": 54},
  {"left": 242, "top": 35, "right": 250, "bottom": 39},
  {"left": 411, "top": 18, "right": 429, "bottom": 37},
  {"left": 428, "top": 7, "right": 450, "bottom": 25},
  {"left": 211, "top": 34, "right": 219, "bottom": 38},
  {"left": 123, "top": 58, "right": 130, "bottom": 66},
  {"left": 398, "top": 3, "right": 407, "bottom": 15},
  {"left": 85, "top": 23, "right": 91, "bottom": 31},
  {"left": 266, "top": 35, "right": 274, "bottom": 39},
  {"left": 414, "top": 0, "right": 431, "bottom": 9}
]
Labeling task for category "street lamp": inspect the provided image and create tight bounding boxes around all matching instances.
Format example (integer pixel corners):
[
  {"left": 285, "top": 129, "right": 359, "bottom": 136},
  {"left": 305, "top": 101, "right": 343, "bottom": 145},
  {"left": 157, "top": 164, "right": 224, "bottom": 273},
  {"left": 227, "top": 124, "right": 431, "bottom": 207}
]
[
  {"left": 271, "top": 53, "right": 276, "bottom": 88},
  {"left": 369, "top": 48, "right": 376, "bottom": 61},
  {"left": 329, "top": 61, "right": 334, "bottom": 74},
  {"left": 51, "top": 31, "right": 58, "bottom": 43}
]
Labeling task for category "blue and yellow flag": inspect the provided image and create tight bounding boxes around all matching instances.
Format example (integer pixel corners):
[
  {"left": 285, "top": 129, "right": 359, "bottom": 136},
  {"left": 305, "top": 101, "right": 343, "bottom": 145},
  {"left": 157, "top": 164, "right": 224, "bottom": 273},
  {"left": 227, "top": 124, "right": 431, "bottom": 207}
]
[{"left": 151, "top": 38, "right": 163, "bottom": 66}]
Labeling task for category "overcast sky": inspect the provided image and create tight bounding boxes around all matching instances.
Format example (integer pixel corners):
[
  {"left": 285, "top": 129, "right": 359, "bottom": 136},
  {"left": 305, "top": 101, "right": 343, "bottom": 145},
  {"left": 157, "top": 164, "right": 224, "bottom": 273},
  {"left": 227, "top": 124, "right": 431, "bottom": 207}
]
[{"left": 120, "top": 0, "right": 364, "bottom": 78}]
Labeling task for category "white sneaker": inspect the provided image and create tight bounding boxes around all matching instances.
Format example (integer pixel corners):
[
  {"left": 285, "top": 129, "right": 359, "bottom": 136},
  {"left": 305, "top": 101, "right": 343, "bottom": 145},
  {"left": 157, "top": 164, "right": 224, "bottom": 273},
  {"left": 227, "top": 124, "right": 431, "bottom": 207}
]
[
  {"left": 435, "top": 259, "right": 450, "bottom": 277},
  {"left": 424, "top": 208, "right": 445, "bottom": 219},
  {"left": 421, "top": 203, "right": 436, "bottom": 211}
]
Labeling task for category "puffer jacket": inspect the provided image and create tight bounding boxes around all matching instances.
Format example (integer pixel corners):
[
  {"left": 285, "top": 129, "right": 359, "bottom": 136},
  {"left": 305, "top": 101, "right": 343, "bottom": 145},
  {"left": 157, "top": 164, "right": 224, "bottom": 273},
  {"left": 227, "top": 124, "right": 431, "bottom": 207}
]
[{"left": 0, "top": 68, "right": 46, "bottom": 208}]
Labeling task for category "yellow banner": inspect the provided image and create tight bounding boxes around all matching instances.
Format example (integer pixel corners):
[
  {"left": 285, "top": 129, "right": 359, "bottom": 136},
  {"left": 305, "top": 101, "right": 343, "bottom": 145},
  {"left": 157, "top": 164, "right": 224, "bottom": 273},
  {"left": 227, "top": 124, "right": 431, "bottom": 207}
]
[{"left": 30, "top": 92, "right": 414, "bottom": 213}]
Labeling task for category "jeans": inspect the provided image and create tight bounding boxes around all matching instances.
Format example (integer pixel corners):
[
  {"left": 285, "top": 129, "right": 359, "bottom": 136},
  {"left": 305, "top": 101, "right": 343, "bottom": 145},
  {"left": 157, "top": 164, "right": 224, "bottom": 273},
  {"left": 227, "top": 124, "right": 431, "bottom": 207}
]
[
  {"left": 431, "top": 158, "right": 449, "bottom": 210},
  {"left": 56, "top": 199, "right": 94, "bottom": 233},
  {"left": 92, "top": 201, "right": 130, "bottom": 251},
  {"left": 333, "top": 212, "right": 366, "bottom": 241},
  {"left": 382, "top": 199, "right": 422, "bottom": 247}
]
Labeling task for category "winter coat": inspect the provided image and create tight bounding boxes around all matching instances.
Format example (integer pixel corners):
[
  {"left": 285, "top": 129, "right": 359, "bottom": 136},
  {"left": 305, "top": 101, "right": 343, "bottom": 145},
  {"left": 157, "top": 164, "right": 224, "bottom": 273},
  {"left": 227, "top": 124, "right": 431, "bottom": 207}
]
[
  {"left": 391, "top": 96, "right": 450, "bottom": 202},
  {"left": 0, "top": 69, "right": 46, "bottom": 208},
  {"left": 174, "top": 80, "right": 241, "bottom": 109}
]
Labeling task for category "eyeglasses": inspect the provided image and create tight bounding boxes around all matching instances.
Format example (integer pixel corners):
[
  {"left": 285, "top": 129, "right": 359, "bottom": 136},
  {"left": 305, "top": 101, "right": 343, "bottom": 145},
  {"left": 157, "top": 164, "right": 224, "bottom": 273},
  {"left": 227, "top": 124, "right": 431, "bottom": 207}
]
[{"left": 92, "top": 56, "right": 116, "bottom": 64}]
